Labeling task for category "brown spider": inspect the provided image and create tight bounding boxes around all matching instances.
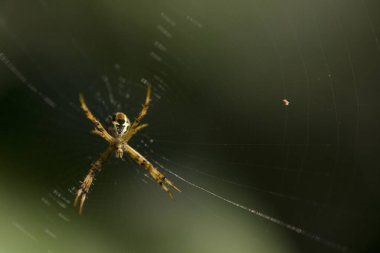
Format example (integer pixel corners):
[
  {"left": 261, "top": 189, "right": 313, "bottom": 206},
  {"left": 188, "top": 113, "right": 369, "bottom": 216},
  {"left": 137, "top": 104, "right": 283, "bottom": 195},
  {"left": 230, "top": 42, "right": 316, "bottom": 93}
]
[{"left": 74, "top": 85, "right": 180, "bottom": 214}]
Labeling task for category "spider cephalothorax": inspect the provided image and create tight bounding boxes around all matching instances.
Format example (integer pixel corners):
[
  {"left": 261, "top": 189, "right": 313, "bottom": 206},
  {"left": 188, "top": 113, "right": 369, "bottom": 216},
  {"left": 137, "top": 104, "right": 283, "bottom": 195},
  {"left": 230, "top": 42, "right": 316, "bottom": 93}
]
[
  {"left": 111, "top": 112, "right": 130, "bottom": 136},
  {"left": 74, "top": 85, "right": 180, "bottom": 214}
]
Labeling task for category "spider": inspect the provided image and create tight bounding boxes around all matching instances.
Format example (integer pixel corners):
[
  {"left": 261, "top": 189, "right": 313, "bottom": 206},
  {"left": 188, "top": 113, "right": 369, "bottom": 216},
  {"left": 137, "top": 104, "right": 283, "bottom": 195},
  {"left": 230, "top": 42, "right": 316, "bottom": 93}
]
[{"left": 74, "top": 85, "right": 180, "bottom": 214}]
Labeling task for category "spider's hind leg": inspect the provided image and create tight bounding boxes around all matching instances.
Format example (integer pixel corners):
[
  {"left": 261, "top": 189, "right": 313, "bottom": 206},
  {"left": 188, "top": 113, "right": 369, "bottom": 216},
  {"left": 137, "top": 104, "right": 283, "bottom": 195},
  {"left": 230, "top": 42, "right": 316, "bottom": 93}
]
[
  {"left": 74, "top": 146, "right": 113, "bottom": 215},
  {"left": 124, "top": 144, "right": 181, "bottom": 199},
  {"left": 74, "top": 171, "right": 95, "bottom": 214}
]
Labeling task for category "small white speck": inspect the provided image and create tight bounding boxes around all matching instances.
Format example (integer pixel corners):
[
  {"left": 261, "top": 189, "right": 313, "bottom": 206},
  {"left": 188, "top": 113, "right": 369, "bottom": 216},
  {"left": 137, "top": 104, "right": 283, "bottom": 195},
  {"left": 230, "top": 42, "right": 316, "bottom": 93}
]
[{"left": 282, "top": 99, "right": 290, "bottom": 106}]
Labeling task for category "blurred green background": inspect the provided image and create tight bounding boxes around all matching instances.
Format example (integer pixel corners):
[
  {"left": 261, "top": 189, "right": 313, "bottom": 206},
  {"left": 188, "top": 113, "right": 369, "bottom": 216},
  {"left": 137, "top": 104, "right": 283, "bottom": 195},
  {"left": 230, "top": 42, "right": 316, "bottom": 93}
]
[{"left": 0, "top": 0, "right": 380, "bottom": 252}]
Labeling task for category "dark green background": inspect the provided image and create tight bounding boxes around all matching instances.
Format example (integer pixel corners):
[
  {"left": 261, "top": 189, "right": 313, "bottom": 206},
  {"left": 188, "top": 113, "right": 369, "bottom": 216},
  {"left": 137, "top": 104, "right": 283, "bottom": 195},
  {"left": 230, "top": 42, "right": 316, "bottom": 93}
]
[{"left": 0, "top": 0, "right": 379, "bottom": 252}]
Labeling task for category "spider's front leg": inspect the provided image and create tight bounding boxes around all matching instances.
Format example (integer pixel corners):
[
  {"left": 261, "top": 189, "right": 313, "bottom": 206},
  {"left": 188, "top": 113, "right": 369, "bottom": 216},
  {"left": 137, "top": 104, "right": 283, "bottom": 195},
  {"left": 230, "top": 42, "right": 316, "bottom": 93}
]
[
  {"left": 79, "top": 93, "right": 114, "bottom": 143},
  {"left": 123, "top": 144, "right": 180, "bottom": 198},
  {"left": 74, "top": 146, "right": 113, "bottom": 214},
  {"left": 92, "top": 128, "right": 113, "bottom": 142},
  {"left": 122, "top": 85, "right": 151, "bottom": 142}
]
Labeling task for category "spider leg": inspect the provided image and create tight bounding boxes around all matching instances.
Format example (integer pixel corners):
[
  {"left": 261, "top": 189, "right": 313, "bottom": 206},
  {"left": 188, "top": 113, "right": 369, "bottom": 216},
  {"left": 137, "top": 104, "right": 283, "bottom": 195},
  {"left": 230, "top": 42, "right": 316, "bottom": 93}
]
[
  {"left": 123, "top": 123, "right": 148, "bottom": 140},
  {"left": 124, "top": 144, "right": 180, "bottom": 198},
  {"left": 74, "top": 146, "right": 113, "bottom": 215},
  {"left": 134, "top": 123, "right": 149, "bottom": 133},
  {"left": 122, "top": 85, "right": 151, "bottom": 142},
  {"left": 79, "top": 93, "right": 114, "bottom": 143},
  {"left": 131, "top": 84, "right": 151, "bottom": 128},
  {"left": 91, "top": 128, "right": 111, "bottom": 140}
]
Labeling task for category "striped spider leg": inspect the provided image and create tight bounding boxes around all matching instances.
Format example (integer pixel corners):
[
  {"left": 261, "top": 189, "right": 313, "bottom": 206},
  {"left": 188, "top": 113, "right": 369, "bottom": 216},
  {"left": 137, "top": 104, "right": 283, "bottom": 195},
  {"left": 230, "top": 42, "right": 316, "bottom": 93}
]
[
  {"left": 124, "top": 144, "right": 181, "bottom": 199},
  {"left": 74, "top": 146, "right": 113, "bottom": 215},
  {"left": 121, "top": 84, "right": 152, "bottom": 143},
  {"left": 79, "top": 94, "right": 114, "bottom": 143}
]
